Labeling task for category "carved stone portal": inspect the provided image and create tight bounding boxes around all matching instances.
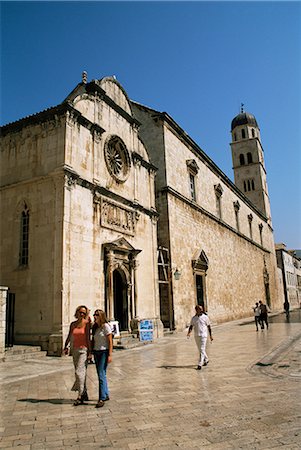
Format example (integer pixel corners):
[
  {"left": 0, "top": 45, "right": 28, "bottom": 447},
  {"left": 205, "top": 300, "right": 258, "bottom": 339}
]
[{"left": 103, "top": 238, "right": 141, "bottom": 331}]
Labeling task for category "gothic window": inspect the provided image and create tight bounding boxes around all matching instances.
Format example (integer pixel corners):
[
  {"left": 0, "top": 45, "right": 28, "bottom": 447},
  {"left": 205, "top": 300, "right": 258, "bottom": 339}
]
[
  {"left": 244, "top": 180, "right": 247, "bottom": 192},
  {"left": 248, "top": 214, "right": 253, "bottom": 240},
  {"left": 19, "top": 204, "right": 29, "bottom": 266},
  {"left": 186, "top": 159, "right": 199, "bottom": 202},
  {"left": 251, "top": 179, "right": 255, "bottom": 190},
  {"left": 239, "top": 154, "right": 245, "bottom": 165},
  {"left": 233, "top": 201, "right": 240, "bottom": 231},
  {"left": 214, "top": 184, "right": 223, "bottom": 219},
  {"left": 241, "top": 129, "right": 246, "bottom": 139},
  {"left": 247, "top": 152, "right": 253, "bottom": 164},
  {"left": 189, "top": 173, "right": 196, "bottom": 201},
  {"left": 104, "top": 135, "right": 130, "bottom": 183},
  {"left": 252, "top": 128, "right": 255, "bottom": 137}
]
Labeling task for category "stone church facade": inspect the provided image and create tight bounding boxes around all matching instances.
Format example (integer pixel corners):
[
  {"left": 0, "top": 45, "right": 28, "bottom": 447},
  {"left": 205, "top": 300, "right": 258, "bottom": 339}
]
[{"left": 0, "top": 75, "right": 282, "bottom": 354}]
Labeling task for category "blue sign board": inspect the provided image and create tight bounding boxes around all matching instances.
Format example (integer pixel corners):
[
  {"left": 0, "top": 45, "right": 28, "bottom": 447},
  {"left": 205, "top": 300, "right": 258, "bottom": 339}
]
[{"left": 139, "top": 319, "right": 154, "bottom": 341}]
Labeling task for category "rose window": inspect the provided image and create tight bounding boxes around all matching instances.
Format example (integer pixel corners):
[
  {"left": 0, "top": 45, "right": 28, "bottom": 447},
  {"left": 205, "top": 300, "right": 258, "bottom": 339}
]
[{"left": 104, "top": 136, "right": 130, "bottom": 182}]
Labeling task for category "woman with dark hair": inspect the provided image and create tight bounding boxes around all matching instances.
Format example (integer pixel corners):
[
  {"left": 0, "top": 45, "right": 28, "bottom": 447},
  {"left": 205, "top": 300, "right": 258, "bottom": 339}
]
[
  {"left": 63, "top": 305, "right": 91, "bottom": 406},
  {"left": 92, "top": 309, "right": 113, "bottom": 408}
]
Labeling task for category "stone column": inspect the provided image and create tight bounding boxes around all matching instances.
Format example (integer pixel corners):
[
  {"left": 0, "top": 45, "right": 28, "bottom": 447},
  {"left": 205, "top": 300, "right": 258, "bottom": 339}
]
[
  {"left": 133, "top": 157, "right": 141, "bottom": 204},
  {"left": 0, "top": 286, "right": 8, "bottom": 360},
  {"left": 132, "top": 259, "right": 138, "bottom": 318},
  {"left": 127, "top": 283, "right": 132, "bottom": 331},
  {"left": 107, "top": 251, "right": 115, "bottom": 320}
]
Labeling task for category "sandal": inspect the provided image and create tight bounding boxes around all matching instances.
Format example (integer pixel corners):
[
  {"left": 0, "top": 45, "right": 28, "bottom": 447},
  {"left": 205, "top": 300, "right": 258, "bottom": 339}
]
[
  {"left": 81, "top": 391, "right": 89, "bottom": 401},
  {"left": 95, "top": 400, "right": 104, "bottom": 408},
  {"left": 73, "top": 398, "right": 83, "bottom": 406}
]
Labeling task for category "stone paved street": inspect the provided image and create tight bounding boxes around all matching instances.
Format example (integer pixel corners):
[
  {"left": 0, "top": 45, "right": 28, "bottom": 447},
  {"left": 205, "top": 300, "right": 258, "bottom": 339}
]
[{"left": 0, "top": 311, "right": 300, "bottom": 450}]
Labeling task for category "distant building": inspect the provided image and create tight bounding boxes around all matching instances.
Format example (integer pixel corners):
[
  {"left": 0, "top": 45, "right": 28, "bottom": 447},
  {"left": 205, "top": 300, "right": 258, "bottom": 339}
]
[
  {"left": 0, "top": 75, "right": 282, "bottom": 355},
  {"left": 275, "top": 244, "right": 301, "bottom": 308}
]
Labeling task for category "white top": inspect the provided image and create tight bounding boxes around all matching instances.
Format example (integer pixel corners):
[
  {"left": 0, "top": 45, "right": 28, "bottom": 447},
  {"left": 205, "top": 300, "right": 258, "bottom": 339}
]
[
  {"left": 190, "top": 313, "right": 210, "bottom": 337},
  {"left": 254, "top": 306, "right": 261, "bottom": 317},
  {"left": 93, "top": 323, "right": 112, "bottom": 351}
]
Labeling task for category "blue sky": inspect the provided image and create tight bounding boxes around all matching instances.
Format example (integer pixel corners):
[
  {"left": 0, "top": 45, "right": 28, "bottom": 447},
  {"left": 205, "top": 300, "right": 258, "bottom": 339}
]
[{"left": 1, "top": 1, "right": 301, "bottom": 248}]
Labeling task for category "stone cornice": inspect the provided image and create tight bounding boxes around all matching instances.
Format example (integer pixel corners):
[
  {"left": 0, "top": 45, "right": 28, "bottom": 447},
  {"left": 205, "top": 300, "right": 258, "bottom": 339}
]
[
  {"left": 148, "top": 111, "right": 269, "bottom": 219},
  {"left": 63, "top": 165, "right": 159, "bottom": 219},
  {"left": 160, "top": 185, "right": 271, "bottom": 252},
  {"left": 132, "top": 152, "right": 157, "bottom": 173},
  {"left": 0, "top": 103, "right": 105, "bottom": 138}
]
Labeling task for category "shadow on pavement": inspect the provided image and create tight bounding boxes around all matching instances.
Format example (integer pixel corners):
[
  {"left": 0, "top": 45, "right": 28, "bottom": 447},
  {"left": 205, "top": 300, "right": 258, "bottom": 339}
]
[
  {"left": 18, "top": 398, "right": 73, "bottom": 405},
  {"left": 157, "top": 365, "right": 197, "bottom": 369}
]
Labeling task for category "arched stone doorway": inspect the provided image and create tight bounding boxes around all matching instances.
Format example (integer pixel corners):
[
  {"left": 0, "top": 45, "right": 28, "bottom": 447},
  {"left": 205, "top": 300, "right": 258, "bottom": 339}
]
[
  {"left": 113, "top": 269, "right": 128, "bottom": 331},
  {"left": 103, "top": 237, "right": 141, "bottom": 331}
]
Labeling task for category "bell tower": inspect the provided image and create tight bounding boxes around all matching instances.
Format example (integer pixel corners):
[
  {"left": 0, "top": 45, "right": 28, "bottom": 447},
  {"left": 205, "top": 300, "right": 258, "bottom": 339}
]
[{"left": 230, "top": 106, "right": 272, "bottom": 225}]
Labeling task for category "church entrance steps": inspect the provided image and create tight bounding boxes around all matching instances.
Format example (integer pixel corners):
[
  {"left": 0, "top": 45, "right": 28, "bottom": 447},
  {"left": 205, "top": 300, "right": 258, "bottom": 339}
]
[
  {"left": 163, "top": 328, "right": 175, "bottom": 336},
  {"left": 113, "top": 332, "right": 151, "bottom": 350},
  {"left": 3, "top": 345, "right": 47, "bottom": 362}
]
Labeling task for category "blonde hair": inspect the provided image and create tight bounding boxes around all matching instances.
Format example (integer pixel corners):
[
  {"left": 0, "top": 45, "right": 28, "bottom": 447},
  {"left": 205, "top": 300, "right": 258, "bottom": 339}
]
[
  {"left": 74, "top": 305, "right": 89, "bottom": 319},
  {"left": 93, "top": 309, "right": 108, "bottom": 325}
]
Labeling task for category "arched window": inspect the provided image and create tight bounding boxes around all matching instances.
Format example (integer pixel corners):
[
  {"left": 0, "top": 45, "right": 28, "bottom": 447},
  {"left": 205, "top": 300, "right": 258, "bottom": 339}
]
[
  {"left": 247, "top": 180, "right": 251, "bottom": 191},
  {"left": 247, "top": 152, "right": 253, "bottom": 164},
  {"left": 233, "top": 201, "right": 240, "bottom": 232},
  {"left": 186, "top": 159, "right": 199, "bottom": 202},
  {"left": 239, "top": 154, "right": 245, "bottom": 165},
  {"left": 243, "top": 181, "right": 247, "bottom": 192},
  {"left": 241, "top": 129, "right": 246, "bottom": 139},
  {"left": 251, "top": 179, "right": 255, "bottom": 190},
  {"left": 214, "top": 184, "right": 223, "bottom": 219},
  {"left": 19, "top": 203, "right": 29, "bottom": 266},
  {"left": 248, "top": 214, "right": 253, "bottom": 240},
  {"left": 259, "top": 224, "right": 263, "bottom": 246},
  {"left": 251, "top": 128, "right": 255, "bottom": 137}
]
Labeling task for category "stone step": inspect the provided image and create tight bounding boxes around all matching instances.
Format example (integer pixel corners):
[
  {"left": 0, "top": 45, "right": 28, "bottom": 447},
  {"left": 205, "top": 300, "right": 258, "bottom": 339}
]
[
  {"left": 113, "top": 334, "right": 152, "bottom": 350},
  {"left": 3, "top": 345, "right": 47, "bottom": 362}
]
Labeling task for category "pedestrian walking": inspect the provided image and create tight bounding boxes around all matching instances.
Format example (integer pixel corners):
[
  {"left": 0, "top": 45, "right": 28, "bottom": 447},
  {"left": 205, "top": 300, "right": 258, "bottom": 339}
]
[
  {"left": 259, "top": 300, "right": 269, "bottom": 329},
  {"left": 92, "top": 309, "right": 113, "bottom": 408},
  {"left": 284, "top": 301, "right": 290, "bottom": 319},
  {"left": 253, "top": 302, "right": 261, "bottom": 331},
  {"left": 187, "top": 305, "right": 213, "bottom": 370},
  {"left": 63, "top": 305, "right": 91, "bottom": 406}
]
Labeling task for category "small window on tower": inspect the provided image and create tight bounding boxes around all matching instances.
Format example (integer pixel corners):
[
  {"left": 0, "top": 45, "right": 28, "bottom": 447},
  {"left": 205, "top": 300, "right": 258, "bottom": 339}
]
[
  {"left": 251, "top": 179, "right": 255, "bottom": 190},
  {"left": 234, "top": 133, "right": 237, "bottom": 141},
  {"left": 252, "top": 128, "right": 255, "bottom": 137},
  {"left": 241, "top": 129, "right": 246, "bottom": 139},
  {"left": 239, "top": 154, "right": 245, "bottom": 165},
  {"left": 247, "top": 152, "right": 253, "bottom": 164},
  {"left": 244, "top": 181, "right": 247, "bottom": 192}
]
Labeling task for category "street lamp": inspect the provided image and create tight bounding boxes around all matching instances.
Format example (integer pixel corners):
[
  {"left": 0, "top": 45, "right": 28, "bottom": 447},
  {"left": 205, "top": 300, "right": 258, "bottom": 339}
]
[{"left": 174, "top": 268, "right": 181, "bottom": 280}]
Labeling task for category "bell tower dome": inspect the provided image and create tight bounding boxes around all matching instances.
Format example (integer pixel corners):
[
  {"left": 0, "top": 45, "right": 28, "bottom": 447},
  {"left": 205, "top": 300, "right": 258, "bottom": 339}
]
[{"left": 230, "top": 106, "right": 272, "bottom": 225}]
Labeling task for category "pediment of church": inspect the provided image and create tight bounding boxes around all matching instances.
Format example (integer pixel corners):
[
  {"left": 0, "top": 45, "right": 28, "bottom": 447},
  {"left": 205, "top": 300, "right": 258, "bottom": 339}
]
[
  {"left": 192, "top": 249, "right": 209, "bottom": 271},
  {"left": 104, "top": 237, "right": 141, "bottom": 256},
  {"left": 99, "top": 77, "right": 133, "bottom": 116}
]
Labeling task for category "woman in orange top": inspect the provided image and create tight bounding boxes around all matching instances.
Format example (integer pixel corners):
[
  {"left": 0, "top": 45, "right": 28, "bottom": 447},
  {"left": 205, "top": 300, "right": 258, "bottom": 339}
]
[{"left": 64, "top": 305, "right": 91, "bottom": 406}]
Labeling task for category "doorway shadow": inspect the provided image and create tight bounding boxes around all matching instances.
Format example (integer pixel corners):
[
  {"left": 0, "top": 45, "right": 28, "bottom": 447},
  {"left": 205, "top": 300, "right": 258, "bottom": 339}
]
[{"left": 18, "top": 398, "right": 75, "bottom": 405}]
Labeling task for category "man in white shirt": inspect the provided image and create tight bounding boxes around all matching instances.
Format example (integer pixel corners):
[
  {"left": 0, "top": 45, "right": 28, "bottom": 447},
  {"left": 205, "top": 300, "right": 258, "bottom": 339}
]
[{"left": 187, "top": 305, "right": 213, "bottom": 370}]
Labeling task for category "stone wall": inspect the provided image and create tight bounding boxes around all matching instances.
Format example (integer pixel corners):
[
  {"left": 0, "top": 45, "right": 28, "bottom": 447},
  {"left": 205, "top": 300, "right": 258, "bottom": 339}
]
[{"left": 0, "top": 287, "right": 8, "bottom": 360}]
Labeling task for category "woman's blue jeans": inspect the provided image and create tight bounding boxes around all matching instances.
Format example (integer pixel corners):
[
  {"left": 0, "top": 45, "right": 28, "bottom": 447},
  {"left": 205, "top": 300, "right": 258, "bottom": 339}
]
[{"left": 93, "top": 350, "right": 109, "bottom": 401}]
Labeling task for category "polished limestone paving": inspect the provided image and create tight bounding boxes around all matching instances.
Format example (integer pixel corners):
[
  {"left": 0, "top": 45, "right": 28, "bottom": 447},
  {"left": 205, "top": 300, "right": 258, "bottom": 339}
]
[{"left": 0, "top": 311, "right": 300, "bottom": 449}]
